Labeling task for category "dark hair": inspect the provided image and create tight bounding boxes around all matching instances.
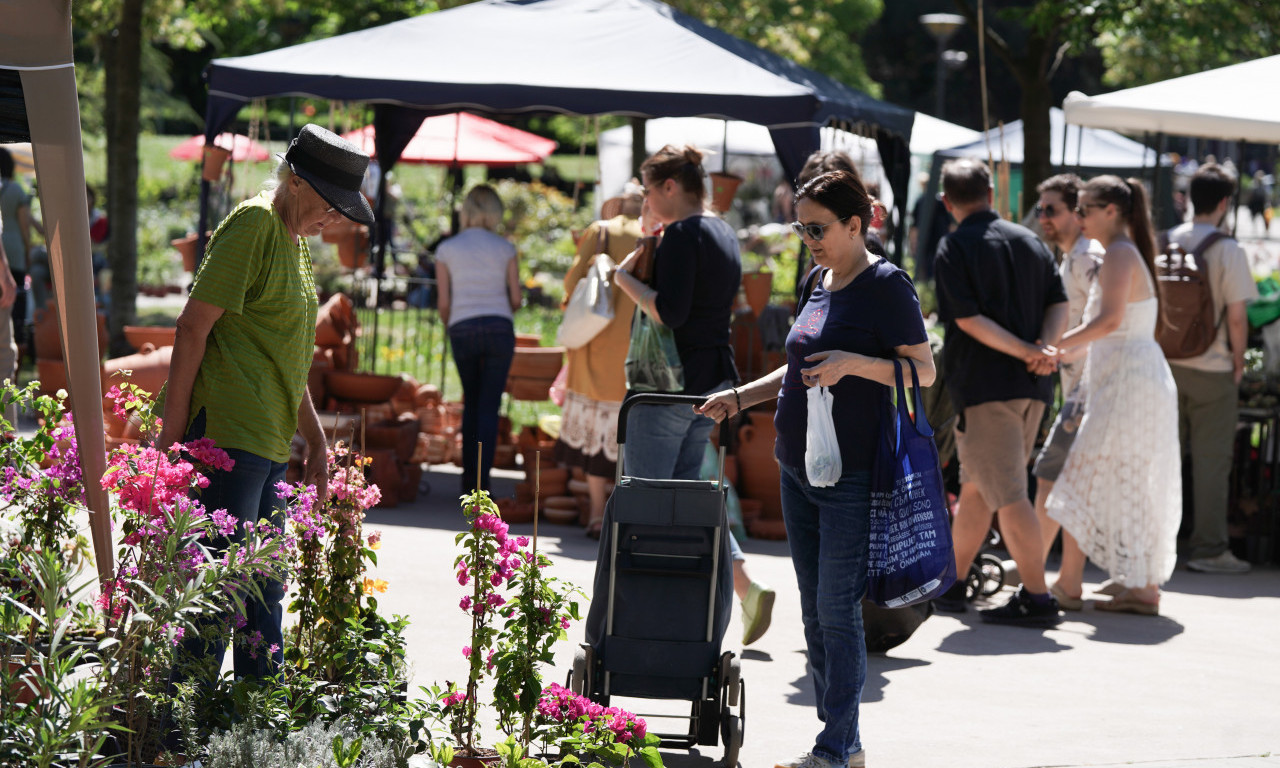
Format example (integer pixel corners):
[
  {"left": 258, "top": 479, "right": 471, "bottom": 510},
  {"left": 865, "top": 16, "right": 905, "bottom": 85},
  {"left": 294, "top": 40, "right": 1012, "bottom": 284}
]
[
  {"left": 0, "top": 148, "right": 13, "bottom": 179},
  {"left": 1036, "top": 173, "right": 1083, "bottom": 210},
  {"left": 941, "top": 158, "right": 991, "bottom": 206},
  {"left": 1084, "top": 175, "right": 1159, "bottom": 308},
  {"left": 640, "top": 144, "right": 707, "bottom": 200},
  {"left": 796, "top": 150, "right": 860, "bottom": 188},
  {"left": 1189, "top": 162, "right": 1237, "bottom": 214},
  {"left": 794, "top": 170, "right": 874, "bottom": 237}
]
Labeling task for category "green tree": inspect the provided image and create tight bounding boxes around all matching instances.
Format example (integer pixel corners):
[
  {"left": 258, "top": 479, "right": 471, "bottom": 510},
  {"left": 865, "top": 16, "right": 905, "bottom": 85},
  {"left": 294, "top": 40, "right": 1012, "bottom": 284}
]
[
  {"left": 667, "top": 0, "right": 883, "bottom": 97},
  {"left": 953, "top": 0, "right": 1280, "bottom": 217}
]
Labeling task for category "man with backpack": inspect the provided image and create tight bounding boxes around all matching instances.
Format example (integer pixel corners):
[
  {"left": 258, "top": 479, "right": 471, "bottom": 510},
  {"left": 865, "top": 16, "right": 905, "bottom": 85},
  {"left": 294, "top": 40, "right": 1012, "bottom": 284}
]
[{"left": 1162, "top": 163, "right": 1258, "bottom": 574}]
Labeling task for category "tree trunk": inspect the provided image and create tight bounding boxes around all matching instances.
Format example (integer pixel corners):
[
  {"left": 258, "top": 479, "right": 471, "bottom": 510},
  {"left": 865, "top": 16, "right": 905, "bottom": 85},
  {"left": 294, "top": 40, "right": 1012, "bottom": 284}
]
[
  {"left": 630, "top": 117, "right": 646, "bottom": 180},
  {"left": 103, "top": 0, "right": 144, "bottom": 356},
  {"left": 1018, "top": 76, "right": 1052, "bottom": 220}
]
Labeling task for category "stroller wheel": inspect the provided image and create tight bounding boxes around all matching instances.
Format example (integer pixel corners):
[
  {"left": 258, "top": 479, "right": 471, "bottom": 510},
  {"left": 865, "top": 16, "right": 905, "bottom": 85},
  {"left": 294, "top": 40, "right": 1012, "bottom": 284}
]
[
  {"left": 720, "top": 714, "right": 742, "bottom": 767},
  {"left": 964, "top": 564, "right": 984, "bottom": 602},
  {"left": 978, "top": 553, "right": 1006, "bottom": 596},
  {"left": 570, "top": 644, "right": 593, "bottom": 696}
]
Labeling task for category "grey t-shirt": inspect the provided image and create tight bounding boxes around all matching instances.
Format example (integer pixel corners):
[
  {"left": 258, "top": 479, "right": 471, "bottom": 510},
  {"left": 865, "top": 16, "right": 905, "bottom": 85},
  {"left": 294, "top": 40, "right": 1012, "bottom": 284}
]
[{"left": 436, "top": 227, "right": 516, "bottom": 327}]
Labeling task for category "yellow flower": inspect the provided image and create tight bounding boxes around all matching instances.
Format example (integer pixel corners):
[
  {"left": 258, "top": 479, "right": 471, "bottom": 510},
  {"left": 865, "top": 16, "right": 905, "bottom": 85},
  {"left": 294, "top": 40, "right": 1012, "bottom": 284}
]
[{"left": 362, "top": 577, "right": 389, "bottom": 595}]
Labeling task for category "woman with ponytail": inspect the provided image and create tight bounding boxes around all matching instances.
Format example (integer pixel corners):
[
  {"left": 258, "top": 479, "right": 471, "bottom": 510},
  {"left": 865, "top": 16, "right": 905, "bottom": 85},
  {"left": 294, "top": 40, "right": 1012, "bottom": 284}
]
[{"left": 1044, "top": 175, "right": 1181, "bottom": 615}]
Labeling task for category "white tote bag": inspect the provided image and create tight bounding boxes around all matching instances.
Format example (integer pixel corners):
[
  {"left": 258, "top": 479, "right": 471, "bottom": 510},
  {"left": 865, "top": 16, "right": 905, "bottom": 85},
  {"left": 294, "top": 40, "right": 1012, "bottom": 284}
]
[{"left": 556, "top": 230, "right": 616, "bottom": 349}]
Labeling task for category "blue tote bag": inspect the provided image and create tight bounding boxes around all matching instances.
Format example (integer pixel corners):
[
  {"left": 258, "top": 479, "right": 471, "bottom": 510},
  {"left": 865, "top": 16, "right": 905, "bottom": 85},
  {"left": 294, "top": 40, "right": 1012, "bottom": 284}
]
[{"left": 866, "top": 358, "right": 956, "bottom": 608}]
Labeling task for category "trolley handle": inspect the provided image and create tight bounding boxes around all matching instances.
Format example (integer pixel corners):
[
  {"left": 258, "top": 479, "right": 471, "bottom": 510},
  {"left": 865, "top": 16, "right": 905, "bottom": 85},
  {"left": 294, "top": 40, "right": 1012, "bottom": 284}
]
[{"left": 617, "top": 392, "right": 730, "bottom": 447}]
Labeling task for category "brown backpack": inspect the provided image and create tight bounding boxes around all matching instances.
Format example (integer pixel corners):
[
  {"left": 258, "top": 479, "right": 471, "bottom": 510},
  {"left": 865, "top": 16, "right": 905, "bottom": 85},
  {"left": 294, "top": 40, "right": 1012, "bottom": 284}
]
[{"left": 1155, "top": 229, "right": 1226, "bottom": 360}]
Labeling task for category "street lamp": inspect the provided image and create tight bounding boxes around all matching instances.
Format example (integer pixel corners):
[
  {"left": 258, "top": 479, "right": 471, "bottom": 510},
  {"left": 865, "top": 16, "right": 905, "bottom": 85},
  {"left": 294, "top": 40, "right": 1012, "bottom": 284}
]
[{"left": 920, "top": 13, "right": 966, "bottom": 119}]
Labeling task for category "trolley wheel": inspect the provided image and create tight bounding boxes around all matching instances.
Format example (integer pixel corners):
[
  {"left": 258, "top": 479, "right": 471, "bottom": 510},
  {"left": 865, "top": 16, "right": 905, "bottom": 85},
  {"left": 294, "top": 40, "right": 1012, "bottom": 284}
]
[
  {"left": 720, "top": 714, "right": 742, "bottom": 767},
  {"left": 570, "top": 644, "right": 592, "bottom": 696},
  {"left": 964, "top": 563, "right": 984, "bottom": 602},
  {"left": 978, "top": 553, "right": 1006, "bottom": 596},
  {"left": 720, "top": 652, "right": 741, "bottom": 705}
]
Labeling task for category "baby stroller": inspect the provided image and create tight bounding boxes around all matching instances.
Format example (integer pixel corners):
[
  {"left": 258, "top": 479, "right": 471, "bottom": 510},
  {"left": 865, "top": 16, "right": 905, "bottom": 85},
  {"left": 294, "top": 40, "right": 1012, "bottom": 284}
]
[{"left": 573, "top": 394, "right": 744, "bottom": 767}]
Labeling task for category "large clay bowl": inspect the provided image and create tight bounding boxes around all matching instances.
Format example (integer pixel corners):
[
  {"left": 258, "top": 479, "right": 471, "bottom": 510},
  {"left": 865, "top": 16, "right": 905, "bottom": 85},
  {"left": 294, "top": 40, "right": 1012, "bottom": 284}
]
[
  {"left": 323, "top": 370, "right": 402, "bottom": 403},
  {"left": 123, "top": 325, "right": 177, "bottom": 350}
]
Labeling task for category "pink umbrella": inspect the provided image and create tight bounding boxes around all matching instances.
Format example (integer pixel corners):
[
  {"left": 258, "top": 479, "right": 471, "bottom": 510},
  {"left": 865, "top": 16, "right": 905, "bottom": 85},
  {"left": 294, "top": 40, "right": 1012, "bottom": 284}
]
[
  {"left": 169, "top": 133, "right": 272, "bottom": 163},
  {"left": 342, "top": 112, "right": 557, "bottom": 166}
]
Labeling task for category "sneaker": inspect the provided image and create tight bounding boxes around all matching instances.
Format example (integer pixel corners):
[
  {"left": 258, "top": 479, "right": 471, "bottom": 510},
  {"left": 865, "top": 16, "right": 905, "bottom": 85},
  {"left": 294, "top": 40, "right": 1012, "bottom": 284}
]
[
  {"left": 978, "top": 586, "right": 1062, "bottom": 628},
  {"left": 775, "top": 752, "right": 840, "bottom": 768},
  {"left": 1186, "top": 550, "right": 1251, "bottom": 574},
  {"left": 932, "top": 579, "right": 968, "bottom": 613},
  {"left": 742, "top": 581, "right": 776, "bottom": 645}
]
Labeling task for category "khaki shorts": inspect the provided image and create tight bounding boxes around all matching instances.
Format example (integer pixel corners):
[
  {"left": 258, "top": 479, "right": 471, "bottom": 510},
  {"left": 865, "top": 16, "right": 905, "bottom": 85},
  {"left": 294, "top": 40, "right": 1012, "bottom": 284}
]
[{"left": 956, "top": 398, "right": 1044, "bottom": 510}]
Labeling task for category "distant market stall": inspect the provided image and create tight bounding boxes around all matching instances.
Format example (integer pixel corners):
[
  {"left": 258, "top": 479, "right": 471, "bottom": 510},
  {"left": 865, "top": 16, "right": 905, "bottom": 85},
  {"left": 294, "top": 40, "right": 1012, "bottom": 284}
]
[{"left": 201, "top": 0, "right": 916, "bottom": 267}]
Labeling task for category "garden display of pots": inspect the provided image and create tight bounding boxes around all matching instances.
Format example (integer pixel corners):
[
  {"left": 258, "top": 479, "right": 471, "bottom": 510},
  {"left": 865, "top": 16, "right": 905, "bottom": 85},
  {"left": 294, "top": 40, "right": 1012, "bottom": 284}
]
[{"left": 506, "top": 346, "right": 564, "bottom": 403}]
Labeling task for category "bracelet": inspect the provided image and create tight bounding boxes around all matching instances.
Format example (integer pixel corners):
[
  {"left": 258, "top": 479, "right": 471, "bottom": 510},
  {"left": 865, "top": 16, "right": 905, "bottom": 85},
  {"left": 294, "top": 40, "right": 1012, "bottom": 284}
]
[{"left": 733, "top": 387, "right": 742, "bottom": 415}]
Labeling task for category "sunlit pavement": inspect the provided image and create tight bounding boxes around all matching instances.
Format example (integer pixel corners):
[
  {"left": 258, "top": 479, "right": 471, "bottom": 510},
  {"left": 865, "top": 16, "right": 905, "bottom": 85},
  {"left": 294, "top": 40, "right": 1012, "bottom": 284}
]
[{"left": 369, "top": 464, "right": 1280, "bottom": 768}]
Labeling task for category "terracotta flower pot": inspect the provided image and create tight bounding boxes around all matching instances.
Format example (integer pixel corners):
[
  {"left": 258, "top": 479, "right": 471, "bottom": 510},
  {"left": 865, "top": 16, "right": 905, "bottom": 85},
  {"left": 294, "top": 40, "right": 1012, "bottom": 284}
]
[
  {"left": 123, "top": 325, "right": 177, "bottom": 351},
  {"left": 171, "top": 233, "right": 200, "bottom": 272},
  {"left": 515, "top": 332, "right": 542, "bottom": 348},
  {"left": 508, "top": 346, "right": 564, "bottom": 379},
  {"left": 735, "top": 408, "right": 783, "bottom": 525},
  {"left": 323, "top": 370, "right": 402, "bottom": 403},
  {"left": 103, "top": 344, "right": 172, "bottom": 400},
  {"left": 202, "top": 144, "right": 232, "bottom": 182},
  {"left": 741, "top": 271, "right": 773, "bottom": 318},
  {"left": 34, "top": 358, "right": 67, "bottom": 397},
  {"left": 709, "top": 171, "right": 743, "bottom": 213}
]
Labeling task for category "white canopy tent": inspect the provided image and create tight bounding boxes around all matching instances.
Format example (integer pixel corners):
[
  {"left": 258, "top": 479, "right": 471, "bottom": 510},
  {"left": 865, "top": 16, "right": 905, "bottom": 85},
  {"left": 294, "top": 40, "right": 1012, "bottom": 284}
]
[{"left": 1062, "top": 54, "right": 1280, "bottom": 142}]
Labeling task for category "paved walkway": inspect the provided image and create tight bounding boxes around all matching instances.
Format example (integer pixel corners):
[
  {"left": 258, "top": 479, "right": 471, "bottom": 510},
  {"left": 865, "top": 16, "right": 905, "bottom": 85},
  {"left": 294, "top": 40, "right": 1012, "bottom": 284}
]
[{"left": 369, "top": 464, "right": 1280, "bottom": 768}]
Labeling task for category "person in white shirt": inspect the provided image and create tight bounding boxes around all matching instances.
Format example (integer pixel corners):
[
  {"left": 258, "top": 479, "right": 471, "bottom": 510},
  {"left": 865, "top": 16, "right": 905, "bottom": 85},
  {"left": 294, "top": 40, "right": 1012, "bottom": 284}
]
[{"left": 1028, "top": 174, "right": 1105, "bottom": 609}]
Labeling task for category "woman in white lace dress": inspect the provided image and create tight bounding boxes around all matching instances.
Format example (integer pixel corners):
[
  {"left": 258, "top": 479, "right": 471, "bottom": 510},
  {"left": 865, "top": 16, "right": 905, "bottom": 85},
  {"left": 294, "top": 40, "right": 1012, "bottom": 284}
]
[{"left": 1045, "top": 176, "right": 1181, "bottom": 615}]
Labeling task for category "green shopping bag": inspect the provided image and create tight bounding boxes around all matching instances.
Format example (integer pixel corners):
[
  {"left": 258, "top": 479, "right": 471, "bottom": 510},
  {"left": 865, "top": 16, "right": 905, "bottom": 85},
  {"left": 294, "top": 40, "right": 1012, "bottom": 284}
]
[{"left": 624, "top": 309, "right": 684, "bottom": 393}]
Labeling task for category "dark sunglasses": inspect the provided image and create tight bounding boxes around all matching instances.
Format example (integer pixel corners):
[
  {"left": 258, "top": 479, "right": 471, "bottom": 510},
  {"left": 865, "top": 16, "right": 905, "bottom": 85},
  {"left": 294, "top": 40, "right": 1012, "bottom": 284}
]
[
  {"left": 1074, "top": 202, "right": 1106, "bottom": 216},
  {"left": 790, "top": 217, "right": 849, "bottom": 241},
  {"left": 1033, "top": 203, "right": 1063, "bottom": 218}
]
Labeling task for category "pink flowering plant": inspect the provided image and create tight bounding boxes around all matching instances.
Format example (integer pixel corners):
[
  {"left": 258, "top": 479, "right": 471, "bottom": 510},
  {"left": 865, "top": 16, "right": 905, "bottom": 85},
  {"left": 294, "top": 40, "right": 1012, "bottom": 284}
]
[
  {"left": 425, "top": 489, "right": 657, "bottom": 768},
  {"left": 94, "top": 380, "right": 295, "bottom": 763}
]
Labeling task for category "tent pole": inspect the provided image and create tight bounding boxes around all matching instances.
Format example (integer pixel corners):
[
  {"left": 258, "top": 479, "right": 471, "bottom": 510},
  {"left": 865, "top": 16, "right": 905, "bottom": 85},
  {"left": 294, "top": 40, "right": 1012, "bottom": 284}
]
[
  {"left": 1059, "top": 120, "right": 1067, "bottom": 170},
  {"left": 722, "top": 119, "right": 729, "bottom": 173},
  {"left": 1153, "top": 132, "right": 1167, "bottom": 227},
  {"left": 1075, "top": 123, "right": 1083, "bottom": 170},
  {"left": 1233, "top": 139, "right": 1246, "bottom": 237}
]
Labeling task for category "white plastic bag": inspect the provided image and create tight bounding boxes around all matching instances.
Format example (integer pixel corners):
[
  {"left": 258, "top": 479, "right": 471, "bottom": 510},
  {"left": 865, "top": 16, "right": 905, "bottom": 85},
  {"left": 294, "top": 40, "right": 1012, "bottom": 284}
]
[
  {"left": 805, "top": 385, "right": 841, "bottom": 487},
  {"left": 556, "top": 252, "right": 615, "bottom": 349}
]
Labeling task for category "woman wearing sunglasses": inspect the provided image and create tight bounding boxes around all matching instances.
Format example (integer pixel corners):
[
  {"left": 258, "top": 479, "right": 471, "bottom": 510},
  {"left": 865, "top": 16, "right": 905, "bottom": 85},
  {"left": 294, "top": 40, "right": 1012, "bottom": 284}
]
[{"left": 698, "top": 170, "right": 935, "bottom": 768}]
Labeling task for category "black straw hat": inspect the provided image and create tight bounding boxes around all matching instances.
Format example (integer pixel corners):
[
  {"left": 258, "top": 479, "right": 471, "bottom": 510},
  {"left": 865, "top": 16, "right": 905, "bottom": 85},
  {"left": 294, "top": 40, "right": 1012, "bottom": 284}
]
[{"left": 283, "top": 124, "right": 375, "bottom": 227}]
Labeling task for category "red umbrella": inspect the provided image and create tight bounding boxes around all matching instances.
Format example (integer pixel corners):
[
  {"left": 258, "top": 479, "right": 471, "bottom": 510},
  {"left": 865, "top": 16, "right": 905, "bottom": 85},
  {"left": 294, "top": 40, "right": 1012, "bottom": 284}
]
[
  {"left": 342, "top": 112, "right": 557, "bottom": 166},
  {"left": 169, "top": 133, "right": 272, "bottom": 163}
]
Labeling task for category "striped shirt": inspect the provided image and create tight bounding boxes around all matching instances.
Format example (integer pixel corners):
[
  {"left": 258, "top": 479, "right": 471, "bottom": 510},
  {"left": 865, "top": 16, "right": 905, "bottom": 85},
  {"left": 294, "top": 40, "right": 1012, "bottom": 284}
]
[{"left": 187, "top": 192, "right": 318, "bottom": 462}]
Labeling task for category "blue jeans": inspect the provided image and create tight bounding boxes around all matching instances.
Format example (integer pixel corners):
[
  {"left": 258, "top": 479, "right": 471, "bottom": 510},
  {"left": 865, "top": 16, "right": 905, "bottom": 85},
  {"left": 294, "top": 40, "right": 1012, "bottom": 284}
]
[
  {"left": 623, "top": 380, "right": 744, "bottom": 562},
  {"left": 780, "top": 463, "right": 871, "bottom": 764},
  {"left": 449, "top": 316, "right": 515, "bottom": 493},
  {"left": 177, "top": 410, "right": 287, "bottom": 681}
]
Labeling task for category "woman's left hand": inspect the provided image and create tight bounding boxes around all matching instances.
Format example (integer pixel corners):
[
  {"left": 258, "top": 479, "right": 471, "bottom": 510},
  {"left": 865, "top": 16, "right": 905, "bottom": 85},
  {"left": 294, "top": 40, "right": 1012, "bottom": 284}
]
[{"left": 800, "top": 350, "right": 861, "bottom": 387}]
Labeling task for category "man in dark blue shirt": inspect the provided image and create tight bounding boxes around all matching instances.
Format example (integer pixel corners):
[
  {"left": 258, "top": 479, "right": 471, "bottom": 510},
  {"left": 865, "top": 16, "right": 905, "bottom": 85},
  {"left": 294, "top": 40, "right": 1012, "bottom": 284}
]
[{"left": 933, "top": 159, "right": 1069, "bottom": 627}]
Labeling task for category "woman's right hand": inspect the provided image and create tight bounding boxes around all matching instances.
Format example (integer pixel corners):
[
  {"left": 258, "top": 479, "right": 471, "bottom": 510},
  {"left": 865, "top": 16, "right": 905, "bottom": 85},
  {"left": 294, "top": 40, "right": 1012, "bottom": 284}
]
[{"left": 696, "top": 389, "right": 738, "bottom": 423}]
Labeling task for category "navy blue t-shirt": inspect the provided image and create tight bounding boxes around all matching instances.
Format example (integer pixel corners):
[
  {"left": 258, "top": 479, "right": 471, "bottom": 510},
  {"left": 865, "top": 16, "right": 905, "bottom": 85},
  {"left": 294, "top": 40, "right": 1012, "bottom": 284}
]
[
  {"left": 774, "top": 260, "right": 928, "bottom": 472},
  {"left": 650, "top": 215, "right": 741, "bottom": 396}
]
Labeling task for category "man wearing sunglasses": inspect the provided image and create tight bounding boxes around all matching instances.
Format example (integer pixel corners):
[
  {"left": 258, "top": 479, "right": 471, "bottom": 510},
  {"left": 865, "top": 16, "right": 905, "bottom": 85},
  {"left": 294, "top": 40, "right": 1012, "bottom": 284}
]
[
  {"left": 932, "top": 159, "right": 1069, "bottom": 627},
  {"left": 1027, "top": 174, "right": 1105, "bottom": 609}
]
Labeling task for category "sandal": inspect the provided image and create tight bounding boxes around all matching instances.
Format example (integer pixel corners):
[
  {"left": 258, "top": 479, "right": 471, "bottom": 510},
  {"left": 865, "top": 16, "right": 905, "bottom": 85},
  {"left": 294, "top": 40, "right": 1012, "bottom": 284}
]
[
  {"left": 585, "top": 518, "right": 603, "bottom": 540},
  {"left": 1095, "top": 589, "right": 1159, "bottom": 616},
  {"left": 1049, "top": 582, "right": 1084, "bottom": 611}
]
